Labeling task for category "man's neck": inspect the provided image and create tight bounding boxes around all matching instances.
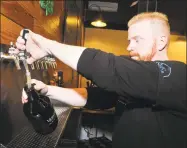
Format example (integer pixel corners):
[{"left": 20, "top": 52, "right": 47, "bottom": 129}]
[{"left": 151, "top": 52, "right": 169, "bottom": 61}]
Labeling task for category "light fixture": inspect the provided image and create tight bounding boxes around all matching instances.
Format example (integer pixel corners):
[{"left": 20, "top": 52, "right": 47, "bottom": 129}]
[
  {"left": 91, "top": 14, "right": 107, "bottom": 27},
  {"left": 89, "top": 4, "right": 107, "bottom": 28}
]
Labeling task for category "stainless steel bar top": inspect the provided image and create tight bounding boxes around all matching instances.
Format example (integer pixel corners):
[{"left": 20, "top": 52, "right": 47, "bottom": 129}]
[{"left": 6, "top": 104, "right": 72, "bottom": 148}]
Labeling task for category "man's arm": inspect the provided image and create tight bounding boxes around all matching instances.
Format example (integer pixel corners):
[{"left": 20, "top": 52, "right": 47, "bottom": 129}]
[
  {"left": 46, "top": 45, "right": 158, "bottom": 101},
  {"left": 46, "top": 42, "right": 158, "bottom": 100},
  {"left": 46, "top": 86, "right": 87, "bottom": 107},
  {"left": 46, "top": 86, "right": 117, "bottom": 109},
  {"left": 22, "top": 78, "right": 118, "bottom": 108},
  {"left": 76, "top": 48, "right": 186, "bottom": 112},
  {"left": 48, "top": 41, "right": 86, "bottom": 70},
  {"left": 46, "top": 41, "right": 158, "bottom": 99},
  {"left": 77, "top": 48, "right": 159, "bottom": 101}
]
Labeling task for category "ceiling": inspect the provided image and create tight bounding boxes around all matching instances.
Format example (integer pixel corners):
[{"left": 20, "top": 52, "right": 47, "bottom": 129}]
[{"left": 84, "top": 0, "right": 186, "bottom": 35}]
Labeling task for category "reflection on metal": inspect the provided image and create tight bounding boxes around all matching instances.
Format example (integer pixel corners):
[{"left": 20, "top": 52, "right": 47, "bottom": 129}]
[
  {"left": 130, "top": 1, "right": 138, "bottom": 7},
  {"left": 1, "top": 42, "right": 21, "bottom": 70},
  {"left": 0, "top": 42, "right": 57, "bottom": 70},
  {"left": 66, "top": 16, "right": 78, "bottom": 26},
  {"left": 88, "top": 1, "right": 118, "bottom": 12},
  {"left": 1, "top": 53, "right": 21, "bottom": 70},
  {"left": 0, "top": 144, "right": 7, "bottom": 148}
]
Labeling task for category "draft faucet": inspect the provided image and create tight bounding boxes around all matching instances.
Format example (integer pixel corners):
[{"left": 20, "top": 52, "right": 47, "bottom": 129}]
[{"left": 0, "top": 42, "right": 21, "bottom": 70}]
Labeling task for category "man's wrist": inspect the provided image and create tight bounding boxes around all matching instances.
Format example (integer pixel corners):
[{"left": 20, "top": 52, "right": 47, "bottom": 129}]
[{"left": 46, "top": 39, "right": 57, "bottom": 55}]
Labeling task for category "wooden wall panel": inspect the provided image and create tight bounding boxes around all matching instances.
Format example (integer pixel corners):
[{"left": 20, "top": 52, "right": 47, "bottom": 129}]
[
  {"left": 1, "top": 0, "right": 65, "bottom": 44},
  {"left": 1, "top": 1, "right": 33, "bottom": 29},
  {"left": 1, "top": 0, "right": 85, "bottom": 88},
  {"left": 0, "top": 14, "right": 23, "bottom": 45},
  {"left": 16, "top": 1, "right": 41, "bottom": 21},
  {"left": 17, "top": 1, "right": 64, "bottom": 42}
]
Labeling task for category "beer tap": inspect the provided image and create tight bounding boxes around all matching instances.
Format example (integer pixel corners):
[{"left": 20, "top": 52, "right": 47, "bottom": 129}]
[
  {"left": 18, "top": 29, "right": 32, "bottom": 89},
  {"left": 52, "top": 57, "right": 57, "bottom": 69},
  {"left": 36, "top": 61, "right": 40, "bottom": 69},
  {"left": 47, "top": 57, "right": 51, "bottom": 69},
  {"left": 48, "top": 56, "right": 53, "bottom": 68},
  {"left": 31, "top": 62, "right": 35, "bottom": 70},
  {"left": 49, "top": 56, "right": 56, "bottom": 69},
  {"left": 0, "top": 42, "right": 21, "bottom": 70},
  {"left": 41, "top": 60, "right": 44, "bottom": 69},
  {"left": 44, "top": 57, "right": 48, "bottom": 69},
  {"left": 44, "top": 60, "right": 48, "bottom": 69}
]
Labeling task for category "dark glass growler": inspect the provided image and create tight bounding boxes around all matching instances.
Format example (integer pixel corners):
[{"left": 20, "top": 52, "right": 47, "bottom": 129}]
[{"left": 23, "top": 84, "right": 58, "bottom": 135}]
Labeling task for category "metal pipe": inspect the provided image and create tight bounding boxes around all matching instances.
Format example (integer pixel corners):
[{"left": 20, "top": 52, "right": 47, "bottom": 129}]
[{"left": 1, "top": 53, "right": 21, "bottom": 70}]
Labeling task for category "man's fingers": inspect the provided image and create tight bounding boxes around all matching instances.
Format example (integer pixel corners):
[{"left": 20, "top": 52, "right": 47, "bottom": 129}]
[
  {"left": 31, "top": 79, "right": 37, "bottom": 84},
  {"left": 22, "top": 97, "right": 24, "bottom": 104},
  {"left": 22, "top": 89, "right": 28, "bottom": 99},
  {"left": 31, "top": 79, "right": 38, "bottom": 90},
  {"left": 12, "top": 48, "right": 19, "bottom": 54},
  {"left": 34, "top": 84, "right": 42, "bottom": 90},
  {"left": 16, "top": 36, "right": 25, "bottom": 44},
  {"left": 22, "top": 97, "right": 28, "bottom": 104},
  {"left": 15, "top": 42, "right": 26, "bottom": 50},
  {"left": 22, "top": 89, "right": 28, "bottom": 104},
  {"left": 31, "top": 79, "right": 42, "bottom": 90}
]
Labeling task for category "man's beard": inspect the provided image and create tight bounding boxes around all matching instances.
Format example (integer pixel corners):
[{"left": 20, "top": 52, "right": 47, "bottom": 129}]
[
  {"left": 130, "top": 46, "right": 156, "bottom": 61},
  {"left": 131, "top": 52, "right": 154, "bottom": 61},
  {"left": 131, "top": 56, "right": 140, "bottom": 61},
  {"left": 129, "top": 51, "right": 141, "bottom": 61}
]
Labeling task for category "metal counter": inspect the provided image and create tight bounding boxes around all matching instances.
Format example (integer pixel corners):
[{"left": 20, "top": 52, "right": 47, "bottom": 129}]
[{"left": 6, "top": 105, "right": 72, "bottom": 148}]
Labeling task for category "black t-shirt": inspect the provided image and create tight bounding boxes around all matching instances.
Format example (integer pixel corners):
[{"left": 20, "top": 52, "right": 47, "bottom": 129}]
[
  {"left": 77, "top": 48, "right": 187, "bottom": 148},
  {"left": 84, "top": 86, "right": 118, "bottom": 110}
]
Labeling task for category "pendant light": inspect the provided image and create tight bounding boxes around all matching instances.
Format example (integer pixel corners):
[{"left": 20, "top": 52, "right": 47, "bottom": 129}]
[{"left": 89, "top": 4, "right": 107, "bottom": 28}]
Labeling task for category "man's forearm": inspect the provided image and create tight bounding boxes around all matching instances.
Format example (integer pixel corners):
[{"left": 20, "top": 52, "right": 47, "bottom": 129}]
[
  {"left": 49, "top": 41, "right": 86, "bottom": 70},
  {"left": 46, "top": 86, "right": 88, "bottom": 107}
]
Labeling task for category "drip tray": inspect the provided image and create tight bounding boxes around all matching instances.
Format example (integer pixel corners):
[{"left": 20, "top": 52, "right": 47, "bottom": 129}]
[{"left": 6, "top": 106, "right": 72, "bottom": 148}]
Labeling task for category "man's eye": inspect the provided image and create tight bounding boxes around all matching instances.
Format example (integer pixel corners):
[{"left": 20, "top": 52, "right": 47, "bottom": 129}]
[{"left": 135, "top": 39, "right": 139, "bottom": 43}]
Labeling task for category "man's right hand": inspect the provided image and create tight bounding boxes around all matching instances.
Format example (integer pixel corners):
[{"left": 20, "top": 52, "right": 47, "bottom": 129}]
[
  {"left": 16, "top": 29, "right": 53, "bottom": 64},
  {"left": 22, "top": 79, "right": 48, "bottom": 104}
]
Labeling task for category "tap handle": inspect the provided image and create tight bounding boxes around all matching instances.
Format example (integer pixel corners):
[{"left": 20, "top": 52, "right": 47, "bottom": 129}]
[
  {"left": 19, "top": 29, "right": 30, "bottom": 59},
  {"left": 22, "top": 29, "right": 29, "bottom": 44}
]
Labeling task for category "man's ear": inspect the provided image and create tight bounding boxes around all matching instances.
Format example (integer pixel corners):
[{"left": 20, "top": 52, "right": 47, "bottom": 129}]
[{"left": 157, "top": 35, "right": 168, "bottom": 51}]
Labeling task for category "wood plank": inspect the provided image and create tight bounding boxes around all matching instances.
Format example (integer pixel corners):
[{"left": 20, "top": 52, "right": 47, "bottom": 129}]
[
  {"left": 33, "top": 20, "right": 57, "bottom": 40},
  {"left": 0, "top": 14, "right": 23, "bottom": 45},
  {"left": 18, "top": 1, "right": 64, "bottom": 42},
  {"left": 16, "top": 1, "right": 41, "bottom": 21},
  {"left": 1, "top": 1, "right": 33, "bottom": 29},
  {"left": 17, "top": 1, "right": 55, "bottom": 39}
]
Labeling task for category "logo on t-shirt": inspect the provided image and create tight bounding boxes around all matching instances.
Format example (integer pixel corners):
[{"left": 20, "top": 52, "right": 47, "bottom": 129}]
[{"left": 155, "top": 62, "right": 171, "bottom": 78}]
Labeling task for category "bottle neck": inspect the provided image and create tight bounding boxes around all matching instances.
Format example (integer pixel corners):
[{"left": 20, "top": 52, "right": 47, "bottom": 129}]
[{"left": 24, "top": 85, "right": 40, "bottom": 102}]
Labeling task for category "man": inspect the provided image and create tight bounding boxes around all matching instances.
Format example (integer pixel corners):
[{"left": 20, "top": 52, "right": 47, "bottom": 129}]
[{"left": 17, "top": 12, "right": 187, "bottom": 148}]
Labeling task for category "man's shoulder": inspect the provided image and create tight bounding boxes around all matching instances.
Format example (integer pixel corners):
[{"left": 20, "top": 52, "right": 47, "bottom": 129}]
[
  {"left": 154, "top": 60, "right": 186, "bottom": 78},
  {"left": 116, "top": 57, "right": 186, "bottom": 79}
]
